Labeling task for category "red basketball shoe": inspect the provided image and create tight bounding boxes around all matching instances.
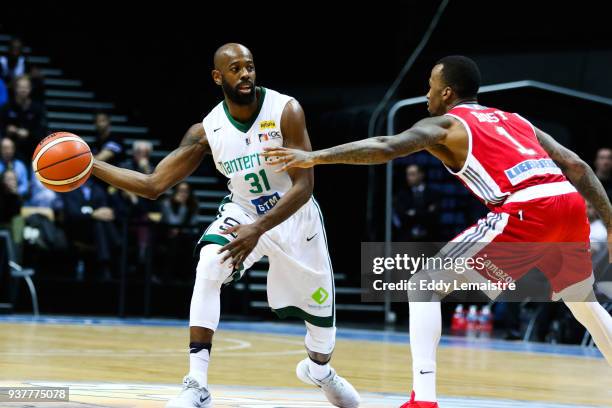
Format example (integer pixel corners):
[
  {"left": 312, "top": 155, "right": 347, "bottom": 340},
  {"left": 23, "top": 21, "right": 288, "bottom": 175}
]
[{"left": 399, "top": 391, "right": 439, "bottom": 408}]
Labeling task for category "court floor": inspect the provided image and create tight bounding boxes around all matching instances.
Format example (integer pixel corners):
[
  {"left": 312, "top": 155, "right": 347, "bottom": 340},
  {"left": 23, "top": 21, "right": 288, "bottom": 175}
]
[{"left": 0, "top": 316, "right": 609, "bottom": 407}]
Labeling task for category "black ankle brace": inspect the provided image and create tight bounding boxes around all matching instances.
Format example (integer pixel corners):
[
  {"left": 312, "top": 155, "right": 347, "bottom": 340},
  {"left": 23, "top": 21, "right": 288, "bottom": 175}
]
[
  {"left": 189, "top": 342, "right": 212, "bottom": 354},
  {"left": 308, "top": 356, "right": 330, "bottom": 365}
]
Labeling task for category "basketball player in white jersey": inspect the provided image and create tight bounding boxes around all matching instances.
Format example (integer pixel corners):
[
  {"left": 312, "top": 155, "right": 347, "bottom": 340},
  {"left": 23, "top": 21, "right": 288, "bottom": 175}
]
[
  {"left": 263, "top": 56, "right": 612, "bottom": 407},
  {"left": 92, "top": 43, "right": 360, "bottom": 408}
]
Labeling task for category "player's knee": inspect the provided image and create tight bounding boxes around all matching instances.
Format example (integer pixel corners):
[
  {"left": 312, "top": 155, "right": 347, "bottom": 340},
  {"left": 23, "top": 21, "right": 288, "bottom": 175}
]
[
  {"left": 196, "top": 244, "right": 233, "bottom": 282},
  {"left": 565, "top": 301, "right": 597, "bottom": 325},
  {"left": 557, "top": 279, "right": 596, "bottom": 302},
  {"left": 408, "top": 271, "right": 449, "bottom": 301},
  {"left": 305, "top": 322, "right": 336, "bottom": 355}
]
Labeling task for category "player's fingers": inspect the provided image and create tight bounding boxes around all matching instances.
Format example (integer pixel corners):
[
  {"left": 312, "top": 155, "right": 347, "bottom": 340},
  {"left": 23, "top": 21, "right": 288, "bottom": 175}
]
[
  {"left": 221, "top": 225, "right": 239, "bottom": 235},
  {"left": 218, "top": 239, "right": 237, "bottom": 254},
  {"left": 220, "top": 250, "right": 233, "bottom": 264},
  {"left": 264, "top": 156, "right": 290, "bottom": 166},
  {"left": 239, "top": 248, "right": 254, "bottom": 265},
  {"left": 262, "top": 150, "right": 292, "bottom": 159},
  {"left": 263, "top": 147, "right": 288, "bottom": 153},
  {"left": 224, "top": 246, "right": 244, "bottom": 265},
  {"left": 231, "top": 250, "right": 247, "bottom": 268},
  {"left": 232, "top": 253, "right": 244, "bottom": 269},
  {"left": 277, "top": 159, "right": 299, "bottom": 172}
]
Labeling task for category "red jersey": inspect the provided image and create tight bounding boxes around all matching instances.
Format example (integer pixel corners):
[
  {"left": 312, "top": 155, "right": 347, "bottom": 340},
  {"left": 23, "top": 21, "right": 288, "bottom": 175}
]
[{"left": 445, "top": 104, "right": 567, "bottom": 208}]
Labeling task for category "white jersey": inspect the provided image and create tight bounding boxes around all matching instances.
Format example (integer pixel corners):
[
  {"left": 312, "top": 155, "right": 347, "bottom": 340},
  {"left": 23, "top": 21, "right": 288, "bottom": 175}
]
[
  {"left": 202, "top": 87, "right": 294, "bottom": 216},
  {"left": 199, "top": 88, "right": 335, "bottom": 326}
]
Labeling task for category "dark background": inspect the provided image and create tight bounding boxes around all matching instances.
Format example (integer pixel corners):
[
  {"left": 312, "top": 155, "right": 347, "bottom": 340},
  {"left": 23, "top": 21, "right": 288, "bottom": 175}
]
[{"left": 2, "top": 1, "right": 611, "bottom": 321}]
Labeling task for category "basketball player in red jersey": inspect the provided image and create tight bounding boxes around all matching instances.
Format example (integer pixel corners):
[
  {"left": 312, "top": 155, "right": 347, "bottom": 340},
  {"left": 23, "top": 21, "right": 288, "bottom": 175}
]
[{"left": 263, "top": 56, "right": 612, "bottom": 408}]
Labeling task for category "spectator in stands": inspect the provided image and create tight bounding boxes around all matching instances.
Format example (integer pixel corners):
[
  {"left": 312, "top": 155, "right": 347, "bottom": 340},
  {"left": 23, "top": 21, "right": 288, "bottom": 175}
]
[
  {"left": 0, "top": 75, "right": 46, "bottom": 159},
  {"left": 120, "top": 139, "right": 157, "bottom": 216},
  {"left": 159, "top": 182, "right": 199, "bottom": 281},
  {"left": 161, "top": 182, "right": 199, "bottom": 228},
  {"left": 124, "top": 140, "right": 153, "bottom": 175},
  {"left": 26, "top": 172, "right": 59, "bottom": 208},
  {"left": 0, "top": 39, "right": 27, "bottom": 84},
  {"left": 393, "top": 164, "right": 440, "bottom": 241},
  {"left": 114, "top": 139, "right": 158, "bottom": 262},
  {"left": 588, "top": 201, "right": 608, "bottom": 259},
  {"left": 92, "top": 113, "right": 124, "bottom": 166},
  {"left": 594, "top": 147, "right": 612, "bottom": 200},
  {"left": 0, "top": 137, "right": 28, "bottom": 198},
  {"left": 0, "top": 38, "right": 44, "bottom": 101},
  {"left": 60, "top": 179, "right": 121, "bottom": 281},
  {"left": 0, "top": 169, "right": 22, "bottom": 223},
  {"left": 0, "top": 169, "right": 24, "bottom": 256}
]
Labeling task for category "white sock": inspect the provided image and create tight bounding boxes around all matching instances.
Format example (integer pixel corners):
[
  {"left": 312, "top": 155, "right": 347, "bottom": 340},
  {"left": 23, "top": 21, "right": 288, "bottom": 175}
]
[
  {"left": 565, "top": 302, "right": 612, "bottom": 365},
  {"left": 189, "top": 348, "right": 210, "bottom": 388},
  {"left": 409, "top": 301, "right": 441, "bottom": 402},
  {"left": 308, "top": 358, "right": 331, "bottom": 380}
]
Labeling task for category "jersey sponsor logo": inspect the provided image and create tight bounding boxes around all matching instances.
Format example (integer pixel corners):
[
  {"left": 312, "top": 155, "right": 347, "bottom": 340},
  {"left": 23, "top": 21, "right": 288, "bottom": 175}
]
[
  {"left": 311, "top": 287, "right": 329, "bottom": 305},
  {"left": 259, "top": 120, "right": 276, "bottom": 130},
  {"left": 251, "top": 192, "right": 281, "bottom": 215},
  {"left": 218, "top": 153, "right": 262, "bottom": 176},
  {"left": 258, "top": 131, "right": 281, "bottom": 142},
  {"left": 481, "top": 259, "right": 515, "bottom": 284},
  {"left": 504, "top": 158, "right": 562, "bottom": 186}
]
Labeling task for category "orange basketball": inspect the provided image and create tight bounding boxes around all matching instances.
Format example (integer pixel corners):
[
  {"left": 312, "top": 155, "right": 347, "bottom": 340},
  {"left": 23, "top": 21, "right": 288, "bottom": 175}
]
[{"left": 32, "top": 132, "right": 93, "bottom": 192}]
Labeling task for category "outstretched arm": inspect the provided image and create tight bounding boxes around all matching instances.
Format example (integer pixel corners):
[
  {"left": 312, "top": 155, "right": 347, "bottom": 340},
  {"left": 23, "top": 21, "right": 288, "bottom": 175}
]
[
  {"left": 535, "top": 127, "right": 612, "bottom": 259},
  {"left": 92, "top": 123, "right": 210, "bottom": 199},
  {"left": 262, "top": 116, "right": 452, "bottom": 170}
]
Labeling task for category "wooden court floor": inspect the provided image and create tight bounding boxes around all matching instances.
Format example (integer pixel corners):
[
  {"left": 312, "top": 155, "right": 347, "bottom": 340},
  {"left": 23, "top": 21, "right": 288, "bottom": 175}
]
[{"left": 0, "top": 319, "right": 610, "bottom": 407}]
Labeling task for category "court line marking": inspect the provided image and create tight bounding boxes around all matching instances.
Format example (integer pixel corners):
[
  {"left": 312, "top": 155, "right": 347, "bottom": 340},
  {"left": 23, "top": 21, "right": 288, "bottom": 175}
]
[
  {"left": 0, "top": 334, "right": 305, "bottom": 358},
  {"left": 0, "top": 381, "right": 605, "bottom": 408},
  {"left": 0, "top": 315, "right": 604, "bottom": 359}
]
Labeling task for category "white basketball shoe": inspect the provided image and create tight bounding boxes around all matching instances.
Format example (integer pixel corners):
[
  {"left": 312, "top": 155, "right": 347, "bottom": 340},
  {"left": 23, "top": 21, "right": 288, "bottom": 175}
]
[
  {"left": 165, "top": 375, "right": 212, "bottom": 408},
  {"left": 296, "top": 358, "right": 361, "bottom": 408}
]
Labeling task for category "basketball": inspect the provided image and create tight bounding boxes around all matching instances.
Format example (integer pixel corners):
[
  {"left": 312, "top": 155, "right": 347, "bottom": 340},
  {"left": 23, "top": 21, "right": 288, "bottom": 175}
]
[{"left": 31, "top": 132, "right": 94, "bottom": 192}]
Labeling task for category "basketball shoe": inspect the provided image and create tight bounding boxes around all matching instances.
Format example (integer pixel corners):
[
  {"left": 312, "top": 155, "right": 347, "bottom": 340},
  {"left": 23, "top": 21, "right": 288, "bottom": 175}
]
[
  {"left": 295, "top": 358, "right": 360, "bottom": 408},
  {"left": 165, "top": 375, "right": 212, "bottom": 408},
  {"left": 399, "top": 391, "right": 439, "bottom": 408}
]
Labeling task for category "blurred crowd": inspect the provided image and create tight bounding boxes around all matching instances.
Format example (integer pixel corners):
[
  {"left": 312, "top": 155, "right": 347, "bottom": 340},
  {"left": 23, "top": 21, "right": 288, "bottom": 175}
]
[{"left": 0, "top": 39, "right": 200, "bottom": 283}]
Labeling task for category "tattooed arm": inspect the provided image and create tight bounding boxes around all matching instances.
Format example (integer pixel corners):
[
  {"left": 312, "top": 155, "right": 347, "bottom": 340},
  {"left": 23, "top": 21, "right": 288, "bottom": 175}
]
[
  {"left": 263, "top": 116, "right": 453, "bottom": 170},
  {"left": 93, "top": 123, "right": 210, "bottom": 199},
  {"left": 535, "top": 127, "right": 612, "bottom": 260},
  {"left": 535, "top": 128, "right": 612, "bottom": 229}
]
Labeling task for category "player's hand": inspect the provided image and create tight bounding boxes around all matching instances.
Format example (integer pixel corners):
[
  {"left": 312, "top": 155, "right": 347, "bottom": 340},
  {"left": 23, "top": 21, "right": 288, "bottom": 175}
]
[
  {"left": 262, "top": 147, "right": 317, "bottom": 172},
  {"left": 219, "top": 224, "right": 264, "bottom": 269}
]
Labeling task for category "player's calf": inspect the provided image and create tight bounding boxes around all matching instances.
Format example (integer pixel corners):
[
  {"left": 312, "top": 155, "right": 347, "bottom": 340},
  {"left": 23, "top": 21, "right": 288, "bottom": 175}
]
[
  {"left": 167, "top": 244, "right": 231, "bottom": 408},
  {"left": 565, "top": 300, "right": 612, "bottom": 366},
  {"left": 297, "top": 323, "right": 360, "bottom": 407}
]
